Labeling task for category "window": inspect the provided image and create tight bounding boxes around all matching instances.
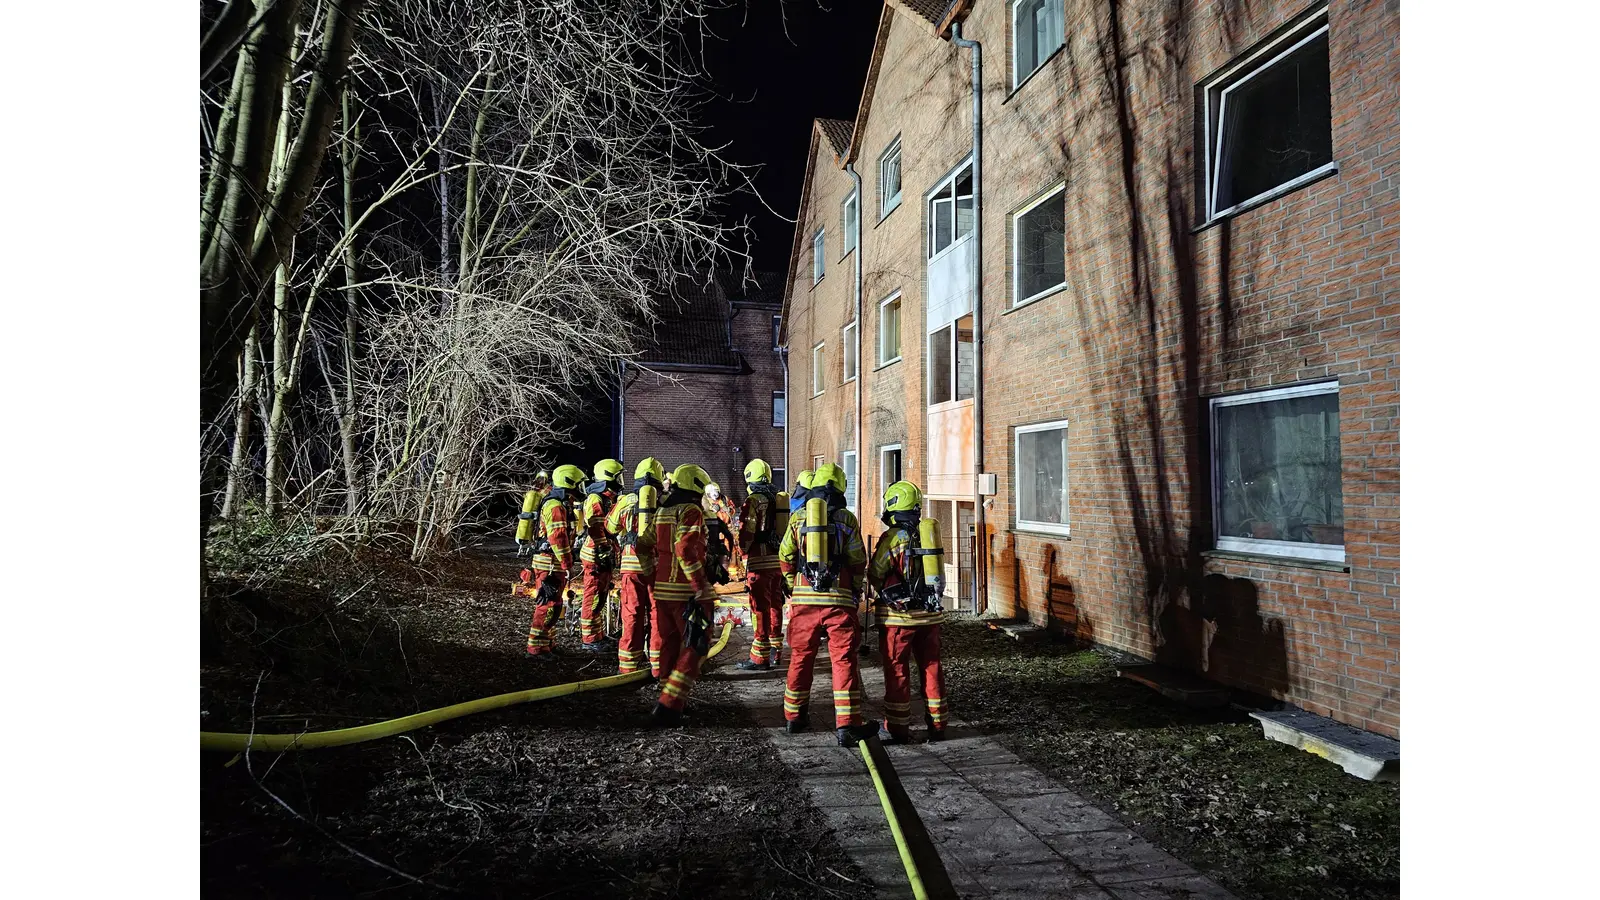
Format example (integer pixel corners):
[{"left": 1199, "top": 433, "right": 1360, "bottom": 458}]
[
  {"left": 842, "top": 451, "right": 858, "bottom": 512},
  {"left": 842, "top": 192, "right": 859, "bottom": 254},
  {"left": 1203, "top": 8, "right": 1333, "bottom": 220},
  {"left": 927, "top": 316, "right": 975, "bottom": 406},
  {"left": 1012, "top": 0, "right": 1065, "bottom": 87},
  {"left": 842, "top": 321, "right": 857, "bottom": 382},
  {"left": 811, "top": 342, "right": 825, "bottom": 396},
  {"left": 812, "top": 454, "right": 825, "bottom": 474},
  {"left": 1015, "top": 421, "right": 1069, "bottom": 536},
  {"left": 1012, "top": 184, "right": 1066, "bottom": 307},
  {"left": 880, "top": 445, "right": 903, "bottom": 496},
  {"left": 879, "top": 138, "right": 903, "bottom": 218},
  {"left": 878, "top": 292, "right": 902, "bottom": 365},
  {"left": 772, "top": 468, "right": 787, "bottom": 491},
  {"left": 771, "top": 314, "right": 782, "bottom": 350},
  {"left": 927, "top": 161, "right": 975, "bottom": 258},
  {"left": 772, "top": 391, "right": 787, "bottom": 427},
  {"left": 1211, "top": 381, "right": 1344, "bottom": 562},
  {"left": 812, "top": 228, "right": 826, "bottom": 283}
]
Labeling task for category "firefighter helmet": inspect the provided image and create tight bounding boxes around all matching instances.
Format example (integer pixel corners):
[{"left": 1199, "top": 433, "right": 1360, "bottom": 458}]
[
  {"left": 796, "top": 470, "right": 814, "bottom": 490},
  {"left": 551, "top": 464, "right": 586, "bottom": 491},
  {"left": 883, "top": 480, "right": 922, "bottom": 513},
  {"left": 744, "top": 459, "right": 773, "bottom": 486},
  {"left": 593, "top": 458, "right": 624, "bottom": 484},
  {"left": 814, "top": 462, "right": 847, "bottom": 494},
  {"left": 670, "top": 463, "right": 712, "bottom": 494},
  {"left": 634, "top": 457, "right": 665, "bottom": 483},
  {"left": 533, "top": 470, "right": 551, "bottom": 488}
]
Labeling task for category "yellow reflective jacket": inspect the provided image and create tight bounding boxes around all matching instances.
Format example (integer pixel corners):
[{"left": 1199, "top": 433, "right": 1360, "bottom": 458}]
[
  {"left": 578, "top": 490, "right": 618, "bottom": 565},
  {"left": 868, "top": 525, "right": 945, "bottom": 627},
  {"left": 605, "top": 491, "right": 656, "bottom": 577},
  {"left": 530, "top": 494, "right": 576, "bottom": 574},
  {"left": 778, "top": 505, "right": 866, "bottom": 608},
  {"left": 738, "top": 489, "right": 784, "bottom": 573},
  {"left": 653, "top": 499, "right": 712, "bottom": 603}
]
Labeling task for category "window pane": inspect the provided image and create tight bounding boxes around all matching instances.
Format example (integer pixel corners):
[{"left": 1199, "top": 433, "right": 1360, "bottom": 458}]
[
  {"left": 1214, "top": 31, "right": 1332, "bottom": 211},
  {"left": 882, "top": 145, "right": 902, "bottom": 210},
  {"left": 955, "top": 317, "right": 975, "bottom": 401},
  {"left": 772, "top": 468, "right": 786, "bottom": 490},
  {"left": 930, "top": 196, "right": 953, "bottom": 255},
  {"left": 771, "top": 314, "right": 782, "bottom": 350},
  {"left": 844, "top": 323, "right": 857, "bottom": 380},
  {"left": 773, "top": 391, "right": 786, "bottom": 427},
  {"left": 1215, "top": 390, "right": 1344, "bottom": 546},
  {"left": 813, "top": 345, "right": 824, "bottom": 394},
  {"left": 844, "top": 195, "right": 858, "bottom": 251},
  {"left": 843, "top": 453, "right": 858, "bottom": 510},
  {"left": 954, "top": 166, "right": 975, "bottom": 240},
  {"left": 1016, "top": 189, "right": 1066, "bottom": 302},
  {"left": 881, "top": 297, "right": 900, "bottom": 361},
  {"left": 813, "top": 229, "right": 825, "bottom": 281},
  {"left": 929, "top": 325, "right": 952, "bottom": 405},
  {"left": 888, "top": 449, "right": 902, "bottom": 484},
  {"left": 1017, "top": 427, "right": 1068, "bottom": 526}
]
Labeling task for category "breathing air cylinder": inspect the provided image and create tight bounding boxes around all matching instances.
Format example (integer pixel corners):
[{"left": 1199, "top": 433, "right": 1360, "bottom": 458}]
[
  {"left": 803, "top": 495, "right": 830, "bottom": 566},
  {"left": 516, "top": 490, "right": 540, "bottom": 542},
  {"left": 917, "top": 518, "right": 945, "bottom": 586},
  {"left": 635, "top": 483, "right": 659, "bottom": 538}
]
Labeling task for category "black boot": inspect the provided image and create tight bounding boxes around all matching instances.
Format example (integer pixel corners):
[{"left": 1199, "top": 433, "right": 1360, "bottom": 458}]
[
  {"left": 650, "top": 702, "right": 683, "bottom": 727},
  {"left": 836, "top": 720, "right": 881, "bottom": 748},
  {"left": 735, "top": 659, "right": 771, "bottom": 671},
  {"left": 924, "top": 713, "right": 945, "bottom": 742},
  {"left": 785, "top": 702, "right": 810, "bottom": 734}
]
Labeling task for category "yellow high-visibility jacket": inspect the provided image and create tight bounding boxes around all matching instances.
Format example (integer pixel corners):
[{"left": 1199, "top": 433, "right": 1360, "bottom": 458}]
[
  {"left": 578, "top": 490, "right": 618, "bottom": 565},
  {"left": 778, "top": 505, "right": 866, "bottom": 609},
  {"left": 530, "top": 494, "right": 576, "bottom": 575},
  {"left": 738, "top": 489, "right": 784, "bottom": 573},
  {"left": 653, "top": 500, "right": 712, "bottom": 603},
  {"left": 605, "top": 491, "right": 656, "bottom": 577},
  {"left": 868, "top": 525, "right": 945, "bottom": 627}
]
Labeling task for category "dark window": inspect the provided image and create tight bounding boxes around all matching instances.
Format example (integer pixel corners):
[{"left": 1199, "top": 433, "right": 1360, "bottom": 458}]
[
  {"left": 1014, "top": 187, "right": 1066, "bottom": 305},
  {"left": 928, "top": 325, "right": 953, "bottom": 405},
  {"left": 772, "top": 391, "right": 786, "bottom": 427}
]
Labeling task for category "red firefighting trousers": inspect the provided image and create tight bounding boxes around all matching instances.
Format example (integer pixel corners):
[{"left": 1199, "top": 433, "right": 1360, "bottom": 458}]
[
  {"left": 580, "top": 562, "right": 612, "bottom": 645},
  {"left": 882, "top": 624, "right": 946, "bottom": 737},
  {"left": 617, "top": 572, "right": 652, "bottom": 674},
  {"left": 653, "top": 596, "right": 715, "bottom": 712},
  {"left": 524, "top": 571, "right": 567, "bottom": 655},
  {"left": 746, "top": 571, "right": 785, "bottom": 665},
  {"left": 784, "top": 604, "right": 865, "bottom": 728}
]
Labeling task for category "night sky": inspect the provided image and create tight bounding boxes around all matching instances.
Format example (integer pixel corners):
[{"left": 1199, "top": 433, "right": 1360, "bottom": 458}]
[{"left": 556, "top": 0, "right": 881, "bottom": 467}]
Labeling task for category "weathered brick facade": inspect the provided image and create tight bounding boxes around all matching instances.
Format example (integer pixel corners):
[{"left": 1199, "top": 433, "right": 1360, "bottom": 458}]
[
  {"left": 780, "top": 0, "right": 1399, "bottom": 736},
  {"left": 622, "top": 272, "right": 788, "bottom": 495}
]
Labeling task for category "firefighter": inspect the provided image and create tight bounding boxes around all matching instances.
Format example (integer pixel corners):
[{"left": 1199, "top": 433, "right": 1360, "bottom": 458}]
[
  {"left": 649, "top": 463, "right": 719, "bottom": 726},
  {"left": 524, "top": 464, "right": 585, "bottom": 659},
  {"left": 778, "top": 464, "right": 880, "bottom": 746},
  {"left": 789, "top": 470, "right": 814, "bottom": 517},
  {"left": 868, "top": 480, "right": 949, "bottom": 743},
  {"left": 736, "top": 459, "right": 787, "bottom": 671},
  {"left": 606, "top": 457, "right": 664, "bottom": 675},
  {"left": 514, "top": 471, "right": 552, "bottom": 556},
  {"left": 576, "top": 459, "right": 624, "bottom": 652}
]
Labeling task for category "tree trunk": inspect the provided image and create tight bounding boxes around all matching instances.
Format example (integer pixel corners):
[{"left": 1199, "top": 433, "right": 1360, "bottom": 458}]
[
  {"left": 338, "top": 85, "right": 362, "bottom": 516},
  {"left": 221, "top": 322, "right": 260, "bottom": 519},
  {"left": 434, "top": 83, "right": 453, "bottom": 286}
]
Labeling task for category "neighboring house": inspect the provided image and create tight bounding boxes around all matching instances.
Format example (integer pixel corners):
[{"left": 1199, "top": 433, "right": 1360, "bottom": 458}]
[
  {"left": 619, "top": 271, "right": 789, "bottom": 496},
  {"left": 780, "top": 0, "right": 1399, "bottom": 738}
]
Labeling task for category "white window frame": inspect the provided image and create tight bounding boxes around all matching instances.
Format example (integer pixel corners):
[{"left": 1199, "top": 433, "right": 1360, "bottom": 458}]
[
  {"left": 926, "top": 158, "right": 975, "bottom": 262},
  {"left": 772, "top": 390, "right": 786, "bottom": 428},
  {"left": 879, "top": 137, "right": 903, "bottom": 219},
  {"left": 1011, "top": 0, "right": 1066, "bottom": 89},
  {"left": 771, "top": 314, "right": 782, "bottom": 350},
  {"left": 812, "top": 454, "right": 825, "bottom": 471},
  {"left": 1013, "top": 419, "right": 1071, "bottom": 536},
  {"left": 1010, "top": 183, "right": 1067, "bottom": 309},
  {"left": 812, "top": 227, "right": 826, "bottom": 283},
  {"left": 842, "top": 321, "right": 858, "bottom": 383},
  {"left": 811, "top": 342, "right": 825, "bottom": 396},
  {"left": 842, "top": 191, "right": 859, "bottom": 256},
  {"left": 1202, "top": 7, "right": 1335, "bottom": 222},
  {"left": 1209, "top": 380, "right": 1344, "bottom": 562},
  {"left": 878, "top": 291, "right": 903, "bottom": 366},
  {"left": 841, "top": 450, "right": 859, "bottom": 513},
  {"left": 879, "top": 444, "right": 903, "bottom": 498}
]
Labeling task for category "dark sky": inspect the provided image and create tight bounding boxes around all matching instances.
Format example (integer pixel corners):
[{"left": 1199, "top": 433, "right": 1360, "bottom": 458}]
[{"left": 698, "top": 1, "right": 883, "bottom": 274}]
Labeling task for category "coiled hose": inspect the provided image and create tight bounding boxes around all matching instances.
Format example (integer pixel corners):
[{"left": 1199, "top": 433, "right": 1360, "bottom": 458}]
[{"left": 201, "top": 621, "right": 734, "bottom": 752}]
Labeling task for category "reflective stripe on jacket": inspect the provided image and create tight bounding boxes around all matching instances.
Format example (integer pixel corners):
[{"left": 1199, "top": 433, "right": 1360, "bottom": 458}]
[
  {"left": 605, "top": 492, "right": 656, "bottom": 576},
  {"left": 777, "top": 507, "right": 866, "bottom": 608},
  {"left": 531, "top": 497, "right": 574, "bottom": 573},
  {"left": 653, "top": 501, "right": 711, "bottom": 602},
  {"left": 868, "top": 525, "right": 945, "bottom": 627}
]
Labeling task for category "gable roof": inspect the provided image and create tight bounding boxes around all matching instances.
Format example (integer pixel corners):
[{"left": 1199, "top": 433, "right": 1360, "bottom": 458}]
[
  {"left": 718, "top": 269, "right": 784, "bottom": 306},
  {"left": 638, "top": 274, "right": 741, "bottom": 370},
  {"left": 816, "top": 118, "right": 854, "bottom": 163}
]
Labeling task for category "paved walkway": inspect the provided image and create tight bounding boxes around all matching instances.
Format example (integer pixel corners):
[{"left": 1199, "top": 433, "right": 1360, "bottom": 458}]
[{"left": 711, "top": 630, "right": 1238, "bottom": 900}]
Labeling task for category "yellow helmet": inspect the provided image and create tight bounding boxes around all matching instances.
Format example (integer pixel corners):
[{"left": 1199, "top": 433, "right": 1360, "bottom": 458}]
[
  {"left": 551, "top": 464, "right": 586, "bottom": 491},
  {"left": 883, "top": 480, "right": 922, "bottom": 513},
  {"left": 593, "top": 458, "right": 624, "bottom": 484},
  {"left": 634, "top": 457, "right": 665, "bottom": 484},
  {"left": 814, "top": 462, "right": 847, "bottom": 494},
  {"left": 744, "top": 459, "right": 773, "bottom": 487},
  {"left": 796, "top": 469, "right": 814, "bottom": 489},
  {"left": 670, "top": 463, "right": 712, "bottom": 494},
  {"left": 533, "top": 470, "right": 550, "bottom": 487}
]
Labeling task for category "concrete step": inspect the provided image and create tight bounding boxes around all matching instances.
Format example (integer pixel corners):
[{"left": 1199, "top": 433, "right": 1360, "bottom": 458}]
[
  {"left": 1250, "top": 709, "right": 1399, "bottom": 782},
  {"left": 1117, "top": 663, "right": 1232, "bottom": 709},
  {"left": 984, "top": 618, "right": 1048, "bottom": 643}
]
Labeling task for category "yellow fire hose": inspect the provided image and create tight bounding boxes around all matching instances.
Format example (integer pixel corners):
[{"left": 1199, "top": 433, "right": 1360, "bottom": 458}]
[
  {"left": 858, "top": 737, "right": 960, "bottom": 900},
  {"left": 201, "top": 620, "right": 734, "bottom": 752}
]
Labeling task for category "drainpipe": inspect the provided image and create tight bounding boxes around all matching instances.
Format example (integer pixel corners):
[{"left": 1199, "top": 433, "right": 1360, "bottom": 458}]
[
  {"left": 780, "top": 345, "right": 790, "bottom": 481},
  {"left": 951, "top": 21, "right": 986, "bottom": 615},
  {"left": 617, "top": 359, "right": 626, "bottom": 460},
  {"left": 846, "top": 163, "right": 864, "bottom": 513}
]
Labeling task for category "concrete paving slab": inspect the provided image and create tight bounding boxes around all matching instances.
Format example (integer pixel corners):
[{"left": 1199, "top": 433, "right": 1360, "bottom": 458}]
[
  {"left": 1103, "top": 874, "right": 1241, "bottom": 900},
  {"left": 901, "top": 773, "right": 1012, "bottom": 822},
  {"left": 975, "top": 859, "right": 1109, "bottom": 899},
  {"left": 964, "top": 763, "right": 1080, "bottom": 798},
  {"left": 926, "top": 815, "right": 1063, "bottom": 867},
  {"left": 1041, "top": 830, "right": 1202, "bottom": 886},
  {"left": 994, "top": 793, "right": 1121, "bottom": 836}
]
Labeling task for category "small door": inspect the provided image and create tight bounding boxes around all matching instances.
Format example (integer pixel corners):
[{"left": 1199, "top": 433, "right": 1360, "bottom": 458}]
[{"left": 955, "top": 501, "right": 975, "bottom": 612}]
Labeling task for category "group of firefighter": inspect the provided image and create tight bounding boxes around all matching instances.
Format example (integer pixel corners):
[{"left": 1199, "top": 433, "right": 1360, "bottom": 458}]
[{"left": 512, "top": 456, "right": 949, "bottom": 746}]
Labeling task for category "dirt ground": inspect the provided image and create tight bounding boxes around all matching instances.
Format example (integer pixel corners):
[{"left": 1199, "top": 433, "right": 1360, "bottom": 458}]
[
  {"left": 939, "top": 621, "right": 1400, "bottom": 900},
  {"left": 200, "top": 547, "right": 876, "bottom": 899}
]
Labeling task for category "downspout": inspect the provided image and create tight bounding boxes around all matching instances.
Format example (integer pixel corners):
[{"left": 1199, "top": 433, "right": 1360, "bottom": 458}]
[
  {"left": 846, "top": 163, "right": 864, "bottom": 512},
  {"left": 951, "top": 21, "right": 987, "bottom": 615},
  {"left": 617, "top": 359, "right": 626, "bottom": 460},
  {"left": 780, "top": 346, "right": 790, "bottom": 480}
]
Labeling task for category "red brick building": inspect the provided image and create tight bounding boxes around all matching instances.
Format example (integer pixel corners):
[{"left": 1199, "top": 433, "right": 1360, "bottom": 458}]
[
  {"left": 620, "top": 271, "right": 789, "bottom": 494},
  {"left": 780, "top": 0, "right": 1399, "bottom": 737}
]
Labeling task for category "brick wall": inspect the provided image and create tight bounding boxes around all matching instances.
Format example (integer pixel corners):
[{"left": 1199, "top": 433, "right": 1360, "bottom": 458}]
[{"left": 784, "top": 0, "right": 1398, "bottom": 736}]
